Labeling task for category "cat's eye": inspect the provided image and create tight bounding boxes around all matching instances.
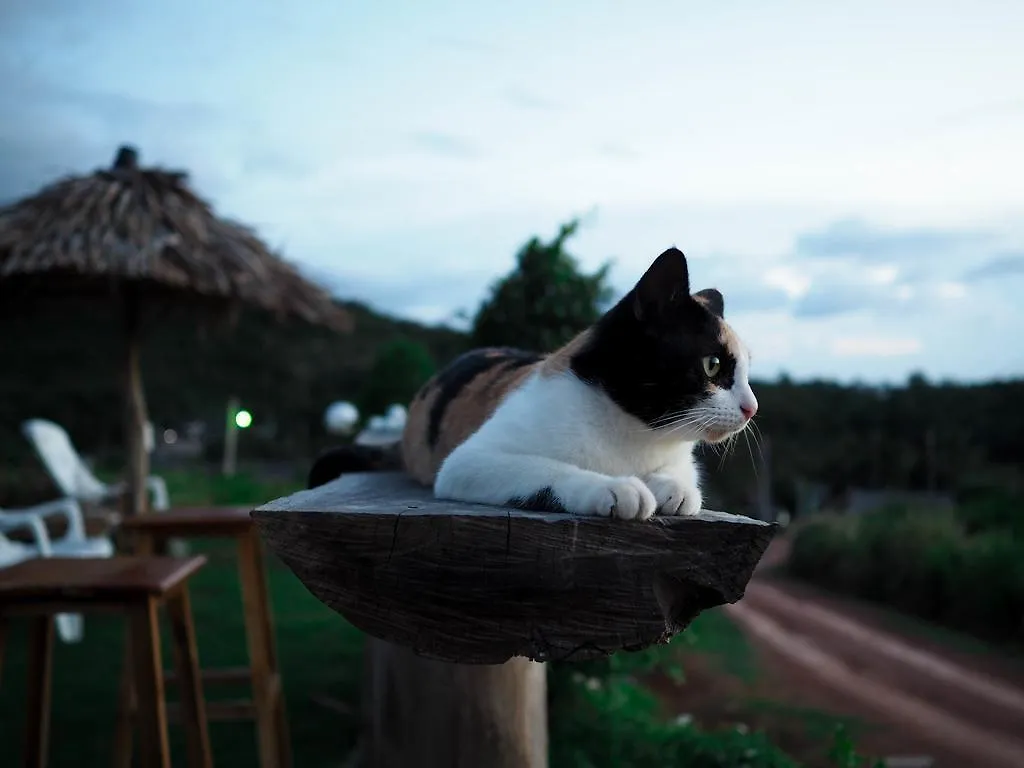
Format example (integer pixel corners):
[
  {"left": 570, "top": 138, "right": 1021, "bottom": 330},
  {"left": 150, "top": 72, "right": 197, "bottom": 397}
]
[{"left": 702, "top": 356, "right": 721, "bottom": 378}]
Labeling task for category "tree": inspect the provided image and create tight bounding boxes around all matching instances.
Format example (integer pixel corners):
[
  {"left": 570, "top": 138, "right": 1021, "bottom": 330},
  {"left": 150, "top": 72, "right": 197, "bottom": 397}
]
[
  {"left": 471, "top": 219, "right": 615, "bottom": 352},
  {"left": 358, "top": 338, "right": 437, "bottom": 420}
]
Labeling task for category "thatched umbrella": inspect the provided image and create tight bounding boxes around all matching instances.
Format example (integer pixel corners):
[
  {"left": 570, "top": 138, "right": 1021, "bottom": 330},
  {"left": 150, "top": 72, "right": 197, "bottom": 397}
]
[{"left": 0, "top": 144, "right": 352, "bottom": 516}]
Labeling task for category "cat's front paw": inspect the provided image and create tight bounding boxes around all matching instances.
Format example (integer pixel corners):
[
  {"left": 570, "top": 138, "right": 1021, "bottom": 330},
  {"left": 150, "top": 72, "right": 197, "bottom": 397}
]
[
  {"left": 644, "top": 473, "right": 702, "bottom": 516},
  {"left": 563, "top": 475, "right": 657, "bottom": 521}
]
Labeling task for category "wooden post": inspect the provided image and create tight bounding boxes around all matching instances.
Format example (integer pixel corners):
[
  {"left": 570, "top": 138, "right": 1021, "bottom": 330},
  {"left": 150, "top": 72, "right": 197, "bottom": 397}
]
[
  {"left": 123, "top": 291, "right": 150, "bottom": 517},
  {"left": 365, "top": 640, "right": 547, "bottom": 768},
  {"left": 223, "top": 396, "right": 240, "bottom": 477},
  {"left": 252, "top": 472, "right": 777, "bottom": 767}
]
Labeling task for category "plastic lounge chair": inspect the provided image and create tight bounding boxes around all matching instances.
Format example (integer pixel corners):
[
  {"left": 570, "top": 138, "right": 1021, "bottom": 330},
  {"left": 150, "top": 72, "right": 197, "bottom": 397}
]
[
  {"left": 0, "top": 497, "right": 114, "bottom": 642},
  {"left": 22, "top": 418, "right": 170, "bottom": 513}
]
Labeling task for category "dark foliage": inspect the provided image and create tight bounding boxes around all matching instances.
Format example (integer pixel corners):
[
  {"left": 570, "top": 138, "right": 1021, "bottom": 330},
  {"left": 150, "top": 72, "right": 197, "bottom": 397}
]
[
  {"left": 357, "top": 337, "right": 437, "bottom": 421},
  {"left": 471, "top": 218, "right": 615, "bottom": 352},
  {"left": 789, "top": 488, "right": 1024, "bottom": 644},
  {"left": 0, "top": 298, "right": 465, "bottom": 504}
]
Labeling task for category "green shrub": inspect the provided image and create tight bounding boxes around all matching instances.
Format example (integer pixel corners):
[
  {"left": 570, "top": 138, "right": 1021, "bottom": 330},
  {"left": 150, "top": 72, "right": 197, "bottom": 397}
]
[
  {"left": 788, "top": 502, "right": 1024, "bottom": 644},
  {"left": 944, "top": 532, "right": 1024, "bottom": 638},
  {"left": 956, "top": 488, "right": 1024, "bottom": 537}
]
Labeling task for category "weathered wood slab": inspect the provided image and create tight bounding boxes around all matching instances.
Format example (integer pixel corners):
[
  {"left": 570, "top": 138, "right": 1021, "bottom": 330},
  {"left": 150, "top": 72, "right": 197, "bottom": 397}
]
[{"left": 251, "top": 471, "right": 777, "bottom": 665}]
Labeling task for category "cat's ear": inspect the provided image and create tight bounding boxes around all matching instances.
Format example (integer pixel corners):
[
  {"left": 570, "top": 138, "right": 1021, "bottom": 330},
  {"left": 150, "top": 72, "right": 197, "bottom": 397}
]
[
  {"left": 633, "top": 247, "right": 691, "bottom": 321},
  {"left": 694, "top": 288, "right": 724, "bottom": 318}
]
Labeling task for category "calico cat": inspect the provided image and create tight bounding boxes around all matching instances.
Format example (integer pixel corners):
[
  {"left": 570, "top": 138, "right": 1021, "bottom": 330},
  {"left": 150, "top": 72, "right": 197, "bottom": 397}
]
[{"left": 399, "top": 247, "right": 758, "bottom": 520}]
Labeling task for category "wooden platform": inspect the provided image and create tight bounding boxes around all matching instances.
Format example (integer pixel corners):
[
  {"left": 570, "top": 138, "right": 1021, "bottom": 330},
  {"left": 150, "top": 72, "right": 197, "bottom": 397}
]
[{"left": 251, "top": 471, "right": 777, "bottom": 665}]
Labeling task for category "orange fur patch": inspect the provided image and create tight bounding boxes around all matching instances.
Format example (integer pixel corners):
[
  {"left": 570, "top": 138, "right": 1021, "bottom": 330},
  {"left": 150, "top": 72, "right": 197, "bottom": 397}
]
[{"left": 402, "top": 356, "right": 541, "bottom": 485}]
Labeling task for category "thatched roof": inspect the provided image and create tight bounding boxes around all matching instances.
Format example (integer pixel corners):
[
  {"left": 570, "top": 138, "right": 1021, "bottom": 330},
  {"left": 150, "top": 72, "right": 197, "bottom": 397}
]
[{"left": 0, "top": 145, "right": 352, "bottom": 332}]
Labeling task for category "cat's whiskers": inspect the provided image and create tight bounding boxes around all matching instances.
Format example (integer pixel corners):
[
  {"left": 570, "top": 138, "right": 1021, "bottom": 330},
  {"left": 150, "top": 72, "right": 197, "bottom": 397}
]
[
  {"left": 642, "top": 411, "right": 711, "bottom": 436},
  {"left": 659, "top": 412, "right": 716, "bottom": 439},
  {"left": 748, "top": 420, "right": 766, "bottom": 463},
  {"left": 648, "top": 409, "right": 695, "bottom": 428},
  {"left": 743, "top": 428, "right": 759, "bottom": 479}
]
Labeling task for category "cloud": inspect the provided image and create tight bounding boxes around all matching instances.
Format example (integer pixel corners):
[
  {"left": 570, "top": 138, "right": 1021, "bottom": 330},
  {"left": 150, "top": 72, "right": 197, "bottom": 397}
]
[
  {"left": 723, "top": 285, "right": 793, "bottom": 315},
  {"left": 963, "top": 252, "right": 1024, "bottom": 282},
  {"left": 830, "top": 336, "right": 923, "bottom": 358},
  {"left": 795, "top": 218, "right": 991, "bottom": 264},
  {"left": 596, "top": 143, "right": 639, "bottom": 161},
  {"left": 934, "top": 98, "right": 1024, "bottom": 130},
  {"left": 429, "top": 35, "right": 496, "bottom": 55},
  {"left": 408, "top": 131, "right": 480, "bottom": 159},
  {"left": 502, "top": 87, "right": 560, "bottom": 112},
  {"left": 750, "top": 217, "right": 1024, "bottom": 320},
  {"left": 792, "top": 284, "right": 878, "bottom": 318},
  {"left": 0, "top": 61, "right": 318, "bottom": 205},
  {"left": 313, "top": 264, "right": 497, "bottom": 326}
]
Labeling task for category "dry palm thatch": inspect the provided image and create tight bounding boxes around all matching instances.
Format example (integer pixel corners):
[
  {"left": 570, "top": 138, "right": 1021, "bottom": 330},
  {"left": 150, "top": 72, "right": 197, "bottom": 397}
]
[
  {"left": 0, "top": 144, "right": 353, "bottom": 517},
  {"left": 0, "top": 145, "right": 351, "bottom": 331}
]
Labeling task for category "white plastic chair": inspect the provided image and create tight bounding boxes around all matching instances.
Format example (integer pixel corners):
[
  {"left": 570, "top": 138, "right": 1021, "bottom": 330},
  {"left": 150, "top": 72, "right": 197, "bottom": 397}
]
[
  {"left": 22, "top": 418, "right": 170, "bottom": 513},
  {"left": 0, "top": 497, "right": 114, "bottom": 642}
]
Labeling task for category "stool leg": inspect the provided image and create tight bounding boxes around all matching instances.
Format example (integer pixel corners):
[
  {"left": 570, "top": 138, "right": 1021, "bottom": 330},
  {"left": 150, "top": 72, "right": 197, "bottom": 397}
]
[
  {"left": 250, "top": 537, "right": 292, "bottom": 768},
  {"left": 24, "top": 615, "right": 55, "bottom": 768},
  {"left": 237, "top": 532, "right": 289, "bottom": 768},
  {"left": 112, "top": 624, "right": 137, "bottom": 768},
  {"left": 166, "top": 585, "right": 212, "bottom": 768},
  {"left": 129, "top": 597, "right": 171, "bottom": 768}
]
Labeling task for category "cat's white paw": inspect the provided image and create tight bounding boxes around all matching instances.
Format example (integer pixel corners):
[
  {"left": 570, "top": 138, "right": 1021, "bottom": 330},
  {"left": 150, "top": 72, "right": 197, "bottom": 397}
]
[
  {"left": 563, "top": 475, "right": 657, "bottom": 521},
  {"left": 644, "top": 473, "right": 702, "bottom": 516}
]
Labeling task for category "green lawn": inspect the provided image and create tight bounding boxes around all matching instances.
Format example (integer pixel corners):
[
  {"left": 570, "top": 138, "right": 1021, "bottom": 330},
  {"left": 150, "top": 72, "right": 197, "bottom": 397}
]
[{"left": 1, "top": 466, "right": 877, "bottom": 767}]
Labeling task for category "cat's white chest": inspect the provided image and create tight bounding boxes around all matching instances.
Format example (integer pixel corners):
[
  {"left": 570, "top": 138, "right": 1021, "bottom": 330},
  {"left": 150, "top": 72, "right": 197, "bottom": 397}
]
[{"left": 471, "top": 371, "right": 692, "bottom": 476}]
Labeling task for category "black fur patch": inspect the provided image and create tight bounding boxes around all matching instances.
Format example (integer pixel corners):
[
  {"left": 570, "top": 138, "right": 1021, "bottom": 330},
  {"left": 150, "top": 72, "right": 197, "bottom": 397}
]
[
  {"left": 507, "top": 487, "right": 567, "bottom": 513},
  {"left": 427, "top": 347, "right": 542, "bottom": 448},
  {"left": 569, "top": 249, "right": 737, "bottom": 427},
  {"left": 694, "top": 288, "right": 724, "bottom": 318},
  {"left": 307, "top": 445, "right": 402, "bottom": 489}
]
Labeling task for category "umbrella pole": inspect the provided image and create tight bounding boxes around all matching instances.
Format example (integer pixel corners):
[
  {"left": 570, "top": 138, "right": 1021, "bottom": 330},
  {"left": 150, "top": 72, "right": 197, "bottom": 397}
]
[{"left": 123, "top": 292, "right": 150, "bottom": 517}]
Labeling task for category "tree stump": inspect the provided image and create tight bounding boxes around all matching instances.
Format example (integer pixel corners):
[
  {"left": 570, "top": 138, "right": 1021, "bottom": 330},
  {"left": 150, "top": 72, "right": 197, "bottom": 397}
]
[{"left": 251, "top": 472, "right": 777, "bottom": 768}]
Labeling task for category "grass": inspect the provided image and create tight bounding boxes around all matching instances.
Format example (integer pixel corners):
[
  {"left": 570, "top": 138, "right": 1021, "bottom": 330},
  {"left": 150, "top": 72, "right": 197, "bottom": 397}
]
[
  {"left": 683, "top": 606, "right": 761, "bottom": 683},
  {"left": 0, "top": 538, "right": 366, "bottom": 767},
  {"left": 2, "top": 465, "right": 359, "bottom": 767},
  {"left": 97, "top": 464, "right": 308, "bottom": 508},
  {"left": 653, "top": 607, "right": 879, "bottom": 767},
  {"left": 0, "top": 540, "right": 368, "bottom": 768},
  {"left": 1, "top": 464, "right": 880, "bottom": 766}
]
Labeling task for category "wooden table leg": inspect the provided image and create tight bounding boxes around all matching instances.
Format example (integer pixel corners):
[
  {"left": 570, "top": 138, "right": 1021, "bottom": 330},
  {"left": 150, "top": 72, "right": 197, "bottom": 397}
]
[
  {"left": 166, "top": 585, "right": 213, "bottom": 768},
  {"left": 24, "top": 615, "right": 55, "bottom": 768},
  {"left": 113, "top": 623, "right": 137, "bottom": 768},
  {"left": 237, "top": 531, "right": 289, "bottom": 768},
  {"left": 129, "top": 597, "right": 172, "bottom": 768},
  {"left": 250, "top": 534, "right": 292, "bottom": 768}
]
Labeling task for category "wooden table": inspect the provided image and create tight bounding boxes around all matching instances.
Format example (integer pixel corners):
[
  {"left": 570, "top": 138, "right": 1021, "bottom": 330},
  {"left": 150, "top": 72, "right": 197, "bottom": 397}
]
[
  {"left": 118, "top": 507, "right": 291, "bottom": 768},
  {"left": 0, "top": 555, "right": 212, "bottom": 768}
]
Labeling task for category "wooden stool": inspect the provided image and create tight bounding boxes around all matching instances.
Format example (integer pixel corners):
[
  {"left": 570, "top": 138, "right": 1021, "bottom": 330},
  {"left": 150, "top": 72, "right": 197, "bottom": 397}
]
[
  {"left": 118, "top": 508, "right": 291, "bottom": 768},
  {"left": 0, "top": 555, "right": 212, "bottom": 768}
]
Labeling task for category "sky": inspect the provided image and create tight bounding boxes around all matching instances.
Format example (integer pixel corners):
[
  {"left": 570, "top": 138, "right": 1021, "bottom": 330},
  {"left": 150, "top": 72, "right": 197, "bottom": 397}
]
[{"left": 2, "top": 0, "right": 1023, "bottom": 384}]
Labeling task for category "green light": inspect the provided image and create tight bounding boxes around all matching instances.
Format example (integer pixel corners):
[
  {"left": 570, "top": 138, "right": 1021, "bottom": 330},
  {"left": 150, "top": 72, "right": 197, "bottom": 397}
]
[{"left": 235, "top": 410, "right": 253, "bottom": 429}]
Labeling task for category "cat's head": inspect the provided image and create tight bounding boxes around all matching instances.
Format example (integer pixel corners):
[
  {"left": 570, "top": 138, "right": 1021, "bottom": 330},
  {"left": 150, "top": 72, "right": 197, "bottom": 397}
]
[{"left": 569, "top": 247, "right": 758, "bottom": 443}]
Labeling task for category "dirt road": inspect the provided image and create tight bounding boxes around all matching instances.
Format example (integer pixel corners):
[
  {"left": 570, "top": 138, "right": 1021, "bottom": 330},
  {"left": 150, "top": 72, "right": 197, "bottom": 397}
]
[{"left": 723, "top": 540, "right": 1024, "bottom": 768}]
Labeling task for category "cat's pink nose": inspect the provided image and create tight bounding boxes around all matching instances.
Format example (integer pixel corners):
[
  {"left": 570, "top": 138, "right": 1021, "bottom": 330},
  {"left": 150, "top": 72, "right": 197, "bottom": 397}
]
[{"left": 740, "top": 403, "right": 757, "bottom": 420}]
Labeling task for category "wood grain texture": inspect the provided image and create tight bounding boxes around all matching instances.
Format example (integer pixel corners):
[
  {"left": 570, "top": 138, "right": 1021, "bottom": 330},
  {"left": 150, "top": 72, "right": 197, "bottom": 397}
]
[
  {"left": 363, "top": 638, "right": 547, "bottom": 768},
  {"left": 252, "top": 472, "right": 777, "bottom": 665}
]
